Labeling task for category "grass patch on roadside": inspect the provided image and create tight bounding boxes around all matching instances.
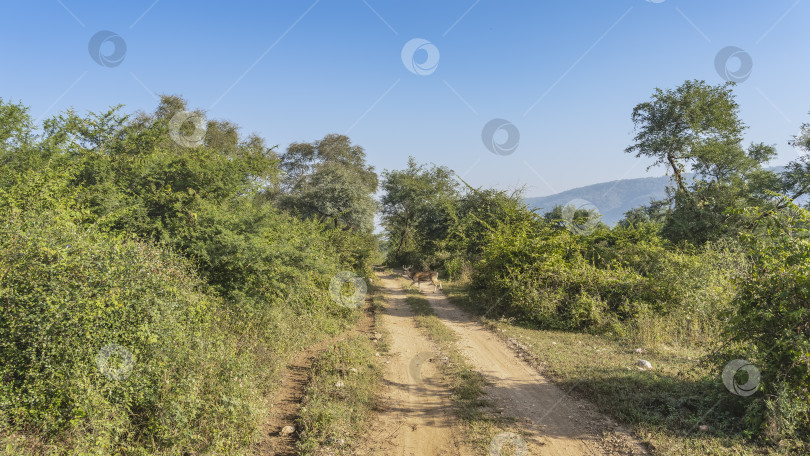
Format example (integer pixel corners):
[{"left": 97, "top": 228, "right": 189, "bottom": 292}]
[
  {"left": 294, "top": 286, "right": 385, "bottom": 456},
  {"left": 443, "top": 282, "right": 784, "bottom": 456},
  {"left": 401, "top": 283, "right": 524, "bottom": 455},
  {"left": 295, "top": 333, "right": 382, "bottom": 455}
]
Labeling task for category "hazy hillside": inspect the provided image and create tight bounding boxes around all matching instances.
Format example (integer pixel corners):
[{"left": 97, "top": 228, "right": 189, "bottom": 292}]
[
  {"left": 525, "top": 176, "right": 671, "bottom": 225},
  {"left": 527, "top": 167, "right": 788, "bottom": 225}
]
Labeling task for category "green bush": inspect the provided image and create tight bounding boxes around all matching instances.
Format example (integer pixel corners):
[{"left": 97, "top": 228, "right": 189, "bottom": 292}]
[
  {"left": 0, "top": 211, "right": 258, "bottom": 454},
  {"left": 726, "top": 203, "right": 810, "bottom": 447},
  {"left": 0, "top": 97, "right": 379, "bottom": 453},
  {"left": 466, "top": 202, "right": 746, "bottom": 347}
]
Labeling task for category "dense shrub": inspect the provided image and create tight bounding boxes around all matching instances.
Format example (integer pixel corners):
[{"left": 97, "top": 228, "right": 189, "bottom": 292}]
[
  {"left": 471, "top": 214, "right": 746, "bottom": 344},
  {"left": 0, "top": 97, "right": 379, "bottom": 453},
  {"left": 726, "top": 203, "right": 810, "bottom": 447},
  {"left": 0, "top": 210, "right": 258, "bottom": 453}
]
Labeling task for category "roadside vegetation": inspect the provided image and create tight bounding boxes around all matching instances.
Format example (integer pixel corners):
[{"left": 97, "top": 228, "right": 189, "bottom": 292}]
[
  {"left": 0, "top": 96, "right": 379, "bottom": 454},
  {"left": 294, "top": 286, "right": 386, "bottom": 455},
  {"left": 381, "top": 81, "right": 810, "bottom": 454},
  {"left": 295, "top": 333, "right": 383, "bottom": 455}
]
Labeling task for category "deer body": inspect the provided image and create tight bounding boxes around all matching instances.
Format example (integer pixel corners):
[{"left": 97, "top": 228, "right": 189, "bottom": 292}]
[{"left": 403, "top": 265, "right": 443, "bottom": 293}]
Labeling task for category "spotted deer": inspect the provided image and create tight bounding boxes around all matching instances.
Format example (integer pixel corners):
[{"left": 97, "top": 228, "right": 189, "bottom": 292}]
[{"left": 402, "top": 265, "right": 443, "bottom": 293}]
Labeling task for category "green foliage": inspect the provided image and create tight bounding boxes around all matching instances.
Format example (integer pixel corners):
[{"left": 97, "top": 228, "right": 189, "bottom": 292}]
[
  {"left": 449, "top": 187, "right": 536, "bottom": 262},
  {"left": 0, "top": 97, "right": 378, "bottom": 453},
  {"left": 0, "top": 99, "right": 33, "bottom": 151},
  {"left": 793, "top": 118, "right": 810, "bottom": 152},
  {"left": 619, "top": 198, "right": 670, "bottom": 228},
  {"left": 727, "top": 201, "right": 810, "bottom": 446},
  {"left": 379, "top": 157, "right": 459, "bottom": 268},
  {"left": 464, "top": 199, "right": 747, "bottom": 343},
  {"left": 295, "top": 335, "right": 381, "bottom": 454},
  {"left": 380, "top": 158, "right": 715, "bottom": 334},
  {"left": 626, "top": 80, "right": 753, "bottom": 190},
  {"left": 624, "top": 80, "right": 789, "bottom": 245},
  {"left": 279, "top": 134, "right": 378, "bottom": 232},
  {"left": 378, "top": 84, "right": 810, "bottom": 447},
  {"left": 0, "top": 209, "right": 256, "bottom": 453}
]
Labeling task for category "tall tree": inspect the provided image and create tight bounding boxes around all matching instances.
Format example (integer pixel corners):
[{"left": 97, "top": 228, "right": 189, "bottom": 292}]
[
  {"left": 781, "top": 115, "right": 810, "bottom": 210},
  {"left": 279, "top": 134, "right": 378, "bottom": 232},
  {"left": 380, "top": 157, "right": 458, "bottom": 264},
  {"left": 626, "top": 80, "right": 781, "bottom": 244}
]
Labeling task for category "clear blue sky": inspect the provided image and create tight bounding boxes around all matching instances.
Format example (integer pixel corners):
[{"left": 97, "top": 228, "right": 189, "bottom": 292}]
[{"left": 2, "top": 1, "right": 808, "bottom": 196}]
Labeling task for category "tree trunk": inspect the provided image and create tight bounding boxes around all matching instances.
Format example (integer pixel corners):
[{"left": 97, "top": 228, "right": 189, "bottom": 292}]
[{"left": 667, "top": 151, "right": 688, "bottom": 194}]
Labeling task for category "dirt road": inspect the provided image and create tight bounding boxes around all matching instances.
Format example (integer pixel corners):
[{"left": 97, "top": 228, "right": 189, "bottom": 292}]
[
  {"left": 366, "top": 271, "right": 647, "bottom": 456},
  {"left": 357, "top": 274, "right": 471, "bottom": 455}
]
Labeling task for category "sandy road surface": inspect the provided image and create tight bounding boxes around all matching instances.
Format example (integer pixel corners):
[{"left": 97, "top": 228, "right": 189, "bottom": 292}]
[
  {"left": 363, "top": 271, "right": 647, "bottom": 456},
  {"left": 357, "top": 273, "right": 471, "bottom": 456}
]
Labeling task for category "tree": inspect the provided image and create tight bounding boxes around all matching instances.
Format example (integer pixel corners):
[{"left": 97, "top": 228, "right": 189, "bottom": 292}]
[
  {"left": 626, "top": 80, "right": 780, "bottom": 244},
  {"left": 542, "top": 203, "right": 605, "bottom": 233},
  {"left": 0, "top": 99, "right": 36, "bottom": 188},
  {"left": 379, "top": 157, "right": 458, "bottom": 265},
  {"left": 626, "top": 80, "right": 757, "bottom": 190},
  {"left": 278, "top": 134, "right": 378, "bottom": 232},
  {"left": 451, "top": 186, "right": 534, "bottom": 258},
  {"left": 728, "top": 200, "right": 810, "bottom": 444},
  {"left": 0, "top": 98, "right": 33, "bottom": 151},
  {"left": 0, "top": 96, "right": 380, "bottom": 453},
  {"left": 781, "top": 115, "right": 810, "bottom": 211},
  {"left": 619, "top": 198, "right": 669, "bottom": 228}
]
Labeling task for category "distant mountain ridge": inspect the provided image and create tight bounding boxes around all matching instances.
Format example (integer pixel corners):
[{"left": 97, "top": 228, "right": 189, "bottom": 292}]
[
  {"left": 526, "top": 167, "right": 787, "bottom": 225},
  {"left": 525, "top": 176, "right": 671, "bottom": 225}
]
